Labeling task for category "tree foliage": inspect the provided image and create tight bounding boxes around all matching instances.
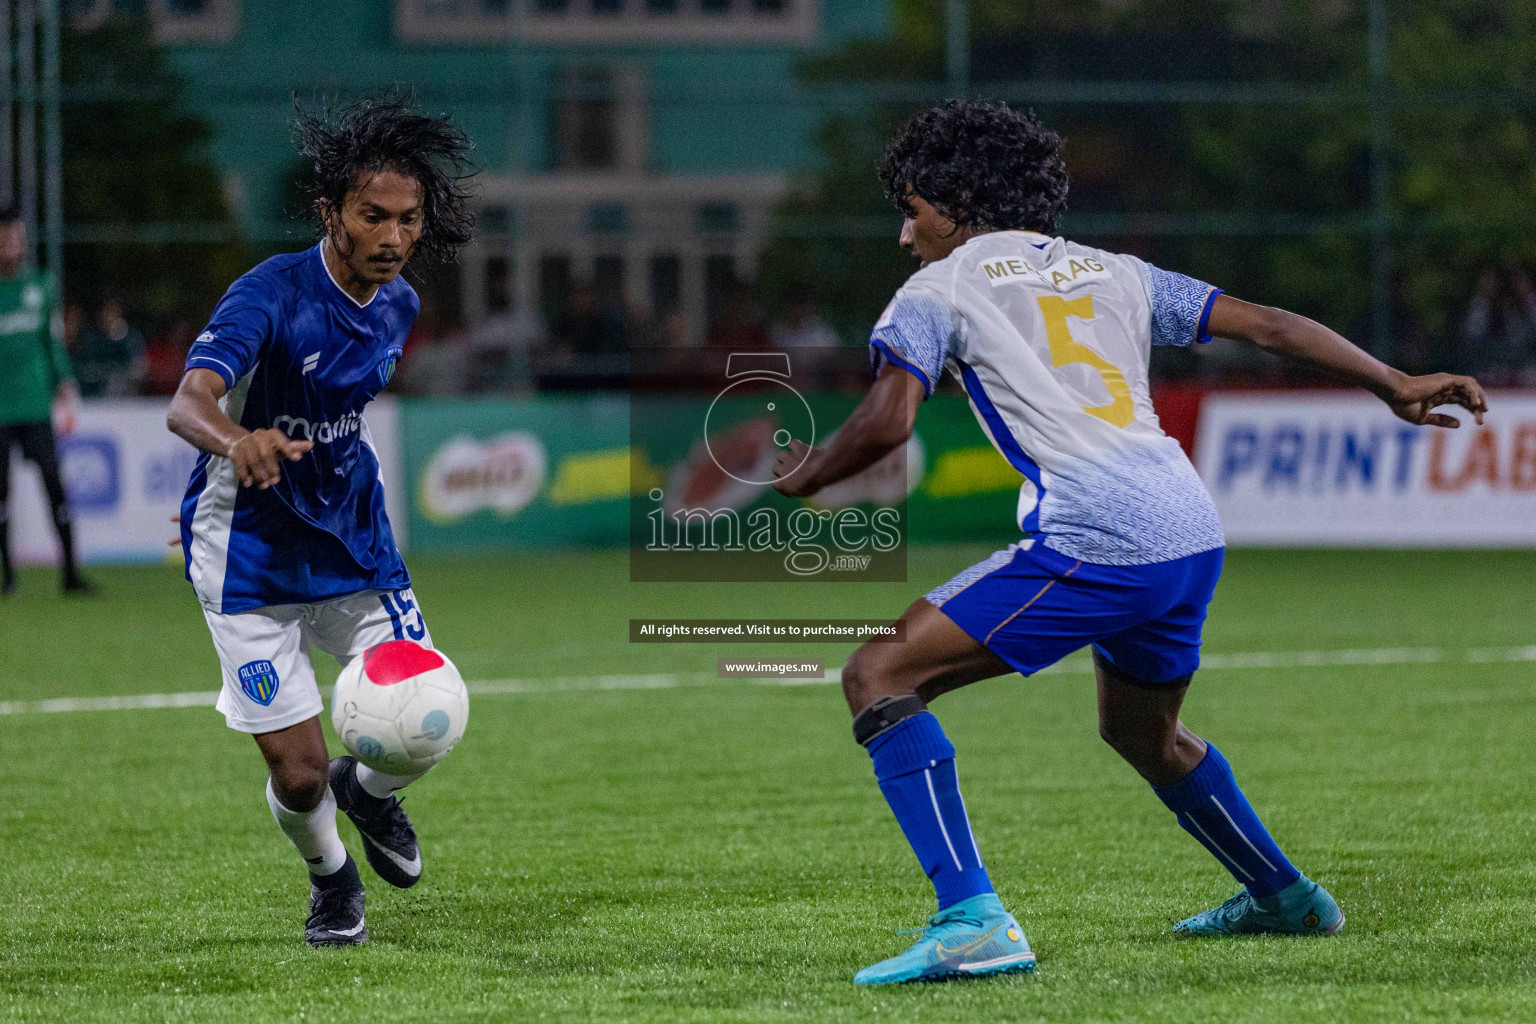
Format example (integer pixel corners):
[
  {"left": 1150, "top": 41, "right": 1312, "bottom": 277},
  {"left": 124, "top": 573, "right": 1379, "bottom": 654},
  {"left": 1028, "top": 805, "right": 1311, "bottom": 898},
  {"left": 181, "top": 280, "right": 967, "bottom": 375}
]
[
  {"left": 61, "top": 19, "right": 246, "bottom": 323},
  {"left": 765, "top": 0, "right": 1536, "bottom": 367}
]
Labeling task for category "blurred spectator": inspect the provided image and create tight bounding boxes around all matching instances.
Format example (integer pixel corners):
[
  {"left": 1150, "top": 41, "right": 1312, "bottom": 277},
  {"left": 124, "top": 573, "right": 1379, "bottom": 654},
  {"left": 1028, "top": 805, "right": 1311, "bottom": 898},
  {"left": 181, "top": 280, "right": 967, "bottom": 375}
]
[
  {"left": 551, "top": 284, "right": 627, "bottom": 356},
  {"left": 465, "top": 306, "right": 545, "bottom": 392},
  {"left": 61, "top": 303, "right": 83, "bottom": 359},
  {"left": 143, "top": 317, "right": 197, "bottom": 396},
  {"left": 74, "top": 297, "right": 146, "bottom": 398},
  {"left": 1457, "top": 266, "right": 1536, "bottom": 383},
  {"left": 537, "top": 283, "right": 629, "bottom": 390},
  {"left": 706, "top": 283, "right": 769, "bottom": 349},
  {"left": 398, "top": 325, "right": 471, "bottom": 396},
  {"left": 1457, "top": 266, "right": 1498, "bottom": 374},
  {"left": 1393, "top": 321, "right": 1435, "bottom": 378},
  {"left": 1501, "top": 270, "right": 1536, "bottom": 379},
  {"left": 632, "top": 306, "right": 692, "bottom": 348},
  {"left": 769, "top": 286, "right": 839, "bottom": 349}
]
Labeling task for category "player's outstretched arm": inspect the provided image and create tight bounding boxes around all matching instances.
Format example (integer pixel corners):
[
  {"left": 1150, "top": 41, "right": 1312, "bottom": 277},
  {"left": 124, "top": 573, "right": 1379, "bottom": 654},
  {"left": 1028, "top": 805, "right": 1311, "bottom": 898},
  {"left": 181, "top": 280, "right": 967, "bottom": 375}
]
[
  {"left": 167, "top": 368, "right": 312, "bottom": 489},
  {"left": 771, "top": 364, "right": 925, "bottom": 498},
  {"left": 1206, "top": 294, "right": 1487, "bottom": 428}
]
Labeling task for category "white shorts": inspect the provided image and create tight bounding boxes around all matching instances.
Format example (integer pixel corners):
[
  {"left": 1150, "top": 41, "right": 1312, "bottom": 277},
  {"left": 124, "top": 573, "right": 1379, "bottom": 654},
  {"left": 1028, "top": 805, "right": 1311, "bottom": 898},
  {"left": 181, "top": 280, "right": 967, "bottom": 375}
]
[{"left": 204, "top": 588, "right": 433, "bottom": 734}]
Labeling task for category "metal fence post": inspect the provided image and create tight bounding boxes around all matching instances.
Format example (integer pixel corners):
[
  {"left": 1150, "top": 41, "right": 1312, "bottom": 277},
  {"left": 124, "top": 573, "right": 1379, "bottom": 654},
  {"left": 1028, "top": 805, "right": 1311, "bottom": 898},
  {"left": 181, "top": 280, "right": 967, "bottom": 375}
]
[
  {"left": 16, "top": 0, "right": 33, "bottom": 264},
  {"left": 1, "top": 0, "right": 13, "bottom": 208},
  {"left": 41, "top": 0, "right": 58, "bottom": 286},
  {"left": 946, "top": 0, "right": 968, "bottom": 99},
  {"left": 1368, "top": 0, "right": 1392, "bottom": 359}
]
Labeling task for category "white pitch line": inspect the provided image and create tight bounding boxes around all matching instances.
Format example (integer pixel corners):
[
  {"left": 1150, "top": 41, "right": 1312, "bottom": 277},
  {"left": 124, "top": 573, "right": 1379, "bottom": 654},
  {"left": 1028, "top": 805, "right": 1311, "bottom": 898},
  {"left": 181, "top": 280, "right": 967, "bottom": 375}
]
[
  {"left": 1009, "top": 645, "right": 1447, "bottom": 677},
  {"left": 1199, "top": 646, "right": 1445, "bottom": 670},
  {"left": 1466, "top": 645, "right": 1536, "bottom": 664},
  {"left": 0, "top": 645, "right": 1531, "bottom": 717},
  {"left": 469, "top": 673, "right": 708, "bottom": 696},
  {"left": 13, "top": 691, "right": 222, "bottom": 714}
]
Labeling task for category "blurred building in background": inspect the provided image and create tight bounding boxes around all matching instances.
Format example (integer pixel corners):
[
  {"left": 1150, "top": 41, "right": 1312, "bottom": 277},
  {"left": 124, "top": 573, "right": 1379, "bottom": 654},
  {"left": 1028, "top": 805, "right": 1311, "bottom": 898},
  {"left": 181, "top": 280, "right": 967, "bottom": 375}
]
[
  {"left": 131, "top": 0, "right": 890, "bottom": 383},
  {"left": 5, "top": 0, "right": 1536, "bottom": 564},
  {"left": 0, "top": 0, "right": 1531, "bottom": 394}
]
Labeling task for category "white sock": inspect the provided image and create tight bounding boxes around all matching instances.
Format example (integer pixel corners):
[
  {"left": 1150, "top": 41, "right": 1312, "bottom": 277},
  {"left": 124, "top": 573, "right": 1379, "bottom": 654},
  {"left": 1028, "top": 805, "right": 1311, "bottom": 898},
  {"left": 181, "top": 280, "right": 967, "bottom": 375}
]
[
  {"left": 355, "top": 763, "right": 427, "bottom": 800},
  {"left": 266, "top": 778, "right": 348, "bottom": 876}
]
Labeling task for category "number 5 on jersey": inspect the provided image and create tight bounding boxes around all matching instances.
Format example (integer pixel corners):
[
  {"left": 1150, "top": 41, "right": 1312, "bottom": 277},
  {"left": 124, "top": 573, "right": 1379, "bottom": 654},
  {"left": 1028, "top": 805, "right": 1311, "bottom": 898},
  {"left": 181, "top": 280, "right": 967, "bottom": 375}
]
[{"left": 1036, "top": 295, "right": 1135, "bottom": 428}]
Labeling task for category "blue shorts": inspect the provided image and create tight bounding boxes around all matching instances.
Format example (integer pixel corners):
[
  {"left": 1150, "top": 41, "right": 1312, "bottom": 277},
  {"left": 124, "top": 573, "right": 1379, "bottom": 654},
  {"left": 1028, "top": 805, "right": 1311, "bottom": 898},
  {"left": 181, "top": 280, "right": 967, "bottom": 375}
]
[{"left": 925, "top": 541, "right": 1225, "bottom": 684}]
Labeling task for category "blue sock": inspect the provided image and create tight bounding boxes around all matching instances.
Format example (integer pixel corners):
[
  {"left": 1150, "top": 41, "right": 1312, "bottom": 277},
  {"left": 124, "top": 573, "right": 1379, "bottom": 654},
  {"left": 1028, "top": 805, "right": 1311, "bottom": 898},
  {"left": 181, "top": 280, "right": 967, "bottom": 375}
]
[
  {"left": 1153, "top": 743, "right": 1301, "bottom": 899},
  {"left": 867, "top": 713, "right": 993, "bottom": 910}
]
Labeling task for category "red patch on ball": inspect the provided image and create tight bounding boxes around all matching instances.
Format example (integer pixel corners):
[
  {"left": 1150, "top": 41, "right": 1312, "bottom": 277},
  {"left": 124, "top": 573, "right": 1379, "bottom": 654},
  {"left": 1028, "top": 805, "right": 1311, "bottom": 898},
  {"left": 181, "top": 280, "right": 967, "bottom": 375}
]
[{"left": 363, "top": 640, "right": 445, "bottom": 686}]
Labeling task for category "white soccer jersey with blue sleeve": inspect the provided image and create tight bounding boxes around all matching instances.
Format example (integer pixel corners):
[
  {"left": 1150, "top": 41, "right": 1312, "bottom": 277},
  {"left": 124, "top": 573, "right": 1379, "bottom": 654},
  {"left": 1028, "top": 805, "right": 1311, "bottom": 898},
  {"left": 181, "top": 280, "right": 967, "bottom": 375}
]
[{"left": 871, "top": 230, "right": 1226, "bottom": 565}]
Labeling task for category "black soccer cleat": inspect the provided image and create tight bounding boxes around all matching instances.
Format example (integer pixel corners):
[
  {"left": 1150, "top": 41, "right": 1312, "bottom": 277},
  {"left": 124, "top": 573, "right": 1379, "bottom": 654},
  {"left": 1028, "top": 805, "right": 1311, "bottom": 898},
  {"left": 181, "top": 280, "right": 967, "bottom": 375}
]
[
  {"left": 329, "top": 755, "right": 422, "bottom": 889},
  {"left": 305, "top": 867, "right": 368, "bottom": 947}
]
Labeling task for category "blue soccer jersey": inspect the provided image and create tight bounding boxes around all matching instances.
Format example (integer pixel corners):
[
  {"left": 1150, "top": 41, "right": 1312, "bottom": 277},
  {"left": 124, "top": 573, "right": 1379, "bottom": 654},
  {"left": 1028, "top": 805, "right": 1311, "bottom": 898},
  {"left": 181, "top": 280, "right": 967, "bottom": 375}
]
[{"left": 180, "top": 243, "right": 416, "bottom": 614}]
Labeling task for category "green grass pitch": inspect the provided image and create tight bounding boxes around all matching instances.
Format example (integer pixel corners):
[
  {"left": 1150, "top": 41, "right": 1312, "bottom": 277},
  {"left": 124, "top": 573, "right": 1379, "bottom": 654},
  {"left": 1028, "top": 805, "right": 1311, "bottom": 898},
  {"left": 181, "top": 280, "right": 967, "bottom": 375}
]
[{"left": 3, "top": 545, "right": 1536, "bottom": 1023}]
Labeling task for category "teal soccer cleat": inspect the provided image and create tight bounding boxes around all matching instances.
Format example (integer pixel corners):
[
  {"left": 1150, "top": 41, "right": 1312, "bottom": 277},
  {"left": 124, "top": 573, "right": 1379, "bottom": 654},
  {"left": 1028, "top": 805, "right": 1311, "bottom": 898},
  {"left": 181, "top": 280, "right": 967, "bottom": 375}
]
[
  {"left": 854, "top": 894, "right": 1036, "bottom": 985},
  {"left": 1174, "top": 876, "right": 1344, "bottom": 937}
]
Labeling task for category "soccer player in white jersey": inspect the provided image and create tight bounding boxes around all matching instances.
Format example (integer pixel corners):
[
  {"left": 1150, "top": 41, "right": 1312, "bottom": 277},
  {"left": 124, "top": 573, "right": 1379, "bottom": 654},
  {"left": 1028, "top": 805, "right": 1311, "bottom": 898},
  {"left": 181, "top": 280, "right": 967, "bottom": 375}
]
[
  {"left": 771, "top": 100, "right": 1487, "bottom": 985},
  {"left": 167, "top": 94, "right": 475, "bottom": 946}
]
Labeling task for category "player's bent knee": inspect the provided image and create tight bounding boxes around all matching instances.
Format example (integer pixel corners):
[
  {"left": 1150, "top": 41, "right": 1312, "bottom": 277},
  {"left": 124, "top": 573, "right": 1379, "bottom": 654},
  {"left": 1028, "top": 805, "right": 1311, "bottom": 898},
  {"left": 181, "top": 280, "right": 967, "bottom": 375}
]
[
  {"left": 840, "top": 645, "right": 914, "bottom": 715},
  {"left": 269, "top": 761, "right": 330, "bottom": 812},
  {"left": 838, "top": 646, "right": 873, "bottom": 707}
]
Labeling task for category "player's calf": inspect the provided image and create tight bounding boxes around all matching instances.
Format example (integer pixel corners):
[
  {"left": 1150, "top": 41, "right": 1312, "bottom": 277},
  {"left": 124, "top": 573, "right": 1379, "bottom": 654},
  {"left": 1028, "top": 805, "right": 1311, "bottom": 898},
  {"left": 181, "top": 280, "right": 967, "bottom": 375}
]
[
  {"left": 256, "top": 718, "right": 370, "bottom": 944},
  {"left": 1095, "top": 652, "right": 1336, "bottom": 929},
  {"left": 1093, "top": 652, "right": 1204, "bottom": 786},
  {"left": 852, "top": 693, "right": 996, "bottom": 912},
  {"left": 1151, "top": 742, "right": 1305, "bottom": 901},
  {"left": 267, "top": 777, "right": 370, "bottom": 946},
  {"left": 1097, "top": 703, "right": 1207, "bottom": 787}
]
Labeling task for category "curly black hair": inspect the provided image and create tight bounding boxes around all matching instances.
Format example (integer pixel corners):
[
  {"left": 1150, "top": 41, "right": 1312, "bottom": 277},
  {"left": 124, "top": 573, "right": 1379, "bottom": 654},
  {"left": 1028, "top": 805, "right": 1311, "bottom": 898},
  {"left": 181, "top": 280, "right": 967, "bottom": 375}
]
[
  {"left": 879, "top": 99, "right": 1069, "bottom": 235},
  {"left": 293, "top": 88, "right": 476, "bottom": 267}
]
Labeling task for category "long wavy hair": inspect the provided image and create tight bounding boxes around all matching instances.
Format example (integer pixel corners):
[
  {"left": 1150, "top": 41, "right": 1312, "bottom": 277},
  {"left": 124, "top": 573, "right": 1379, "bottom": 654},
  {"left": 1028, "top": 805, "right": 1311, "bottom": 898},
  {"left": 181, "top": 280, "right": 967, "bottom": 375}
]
[{"left": 292, "top": 88, "right": 476, "bottom": 267}]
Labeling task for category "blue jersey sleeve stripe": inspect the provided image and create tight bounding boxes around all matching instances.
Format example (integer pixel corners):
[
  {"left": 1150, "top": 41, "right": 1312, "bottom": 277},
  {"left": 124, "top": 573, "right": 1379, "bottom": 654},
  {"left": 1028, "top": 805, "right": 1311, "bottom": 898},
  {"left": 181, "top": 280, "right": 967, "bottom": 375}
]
[
  {"left": 956, "top": 359, "right": 1045, "bottom": 534},
  {"left": 871, "top": 338, "right": 935, "bottom": 397},
  {"left": 1195, "top": 288, "right": 1223, "bottom": 345},
  {"left": 186, "top": 354, "right": 238, "bottom": 388}
]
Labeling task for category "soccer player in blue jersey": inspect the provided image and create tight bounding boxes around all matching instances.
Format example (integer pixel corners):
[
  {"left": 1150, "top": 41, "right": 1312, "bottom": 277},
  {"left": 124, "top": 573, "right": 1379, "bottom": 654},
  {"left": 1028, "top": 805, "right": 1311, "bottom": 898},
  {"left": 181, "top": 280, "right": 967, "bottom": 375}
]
[
  {"left": 167, "top": 93, "right": 474, "bottom": 946},
  {"left": 772, "top": 100, "right": 1488, "bottom": 984}
]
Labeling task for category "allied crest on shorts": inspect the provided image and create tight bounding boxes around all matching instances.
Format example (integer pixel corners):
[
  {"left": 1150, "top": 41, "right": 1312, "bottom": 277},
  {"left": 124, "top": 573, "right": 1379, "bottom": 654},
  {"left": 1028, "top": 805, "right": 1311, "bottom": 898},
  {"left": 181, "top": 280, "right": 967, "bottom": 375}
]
[
  {"left": 238, "top": 659, "right": 280, "bottom": 706},
  {"left": 379, "top": 347, "right": 402, "bottom": 387}
]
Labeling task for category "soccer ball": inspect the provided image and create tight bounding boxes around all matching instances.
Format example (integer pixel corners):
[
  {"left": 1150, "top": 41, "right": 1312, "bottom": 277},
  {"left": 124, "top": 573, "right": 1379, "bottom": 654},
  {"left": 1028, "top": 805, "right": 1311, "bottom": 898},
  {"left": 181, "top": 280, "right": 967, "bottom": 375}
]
[{"left": 332, "top": 640, "right": 469, "bottom": 774}]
